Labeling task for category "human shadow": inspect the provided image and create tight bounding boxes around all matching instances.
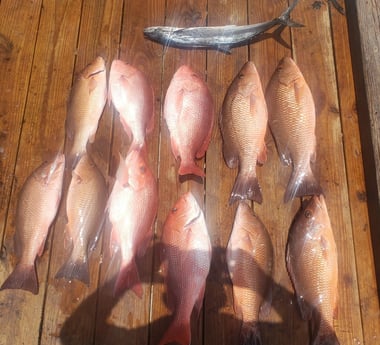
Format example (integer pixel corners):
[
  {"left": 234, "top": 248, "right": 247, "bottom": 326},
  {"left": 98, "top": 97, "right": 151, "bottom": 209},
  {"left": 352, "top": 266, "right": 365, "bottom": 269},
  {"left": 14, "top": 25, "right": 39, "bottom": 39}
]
[{"left": 59, "top": 240, "right": 338, "bottom": 345}]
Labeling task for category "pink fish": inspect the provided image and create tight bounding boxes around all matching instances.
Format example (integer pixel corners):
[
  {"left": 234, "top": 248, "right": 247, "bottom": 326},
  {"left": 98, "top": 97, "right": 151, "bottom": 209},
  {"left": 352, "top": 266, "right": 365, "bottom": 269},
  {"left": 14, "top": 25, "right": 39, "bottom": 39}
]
[
  {"left": 1, "top": 153, "right": 65, "bottom": 294},
  {"left": 159, "top": 191, "right": 212, "bottom": 345},
  {"left": 108, "top": 59, "right": 155, "bottom": 149},
  {"left": 55, "top": 153, "right": 107, "bottom": 285},
  {"left": 107, "top": 147, "right": 158, "bottom": 297},
  {"left": 64, "top": 56, "right": 107, "bottom": 169},
  {"left": 164, "top": 65, "right": 214, "bottom": 177}
]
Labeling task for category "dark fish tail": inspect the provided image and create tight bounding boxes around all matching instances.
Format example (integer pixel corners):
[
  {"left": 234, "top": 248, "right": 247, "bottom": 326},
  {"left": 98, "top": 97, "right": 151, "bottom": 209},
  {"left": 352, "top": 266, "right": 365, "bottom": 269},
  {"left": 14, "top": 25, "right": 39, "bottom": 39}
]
[
  {"left": 0, "top": 263, "right": 39, "bottom": 295},
  {"left": 158, "top": 320, "right": 191, "bottom": 345},
  {"left": 229, "top": 171, "right": 263, "bottom": 205},
  {"left": 240, "top": 323, "right": 262, "bottom": 345},
  {"left": 55, "top": 255, "right": 90, "bottom": 286},
  {"left": 311, "top": 312, "right": 340, "bottom": 345},
  {"left": 277, "top": 0, "right": 304, "bottom": 28}
]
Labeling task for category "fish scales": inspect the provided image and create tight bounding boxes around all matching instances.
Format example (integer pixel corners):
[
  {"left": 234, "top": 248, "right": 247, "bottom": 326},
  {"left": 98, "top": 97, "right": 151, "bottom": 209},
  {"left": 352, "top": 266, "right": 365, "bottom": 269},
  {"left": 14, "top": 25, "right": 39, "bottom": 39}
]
[
  {"left": 286, "top": 195, "right": 339, "bottom": 344},
  {"left": 220, "top": 61, "right": 268, "bottom": 204},
  {"left": 227, "top": 202, "right": 273, "bottom": 344},
  {"left": 266, "top": 56, "right": 322, "bottom": 202}
]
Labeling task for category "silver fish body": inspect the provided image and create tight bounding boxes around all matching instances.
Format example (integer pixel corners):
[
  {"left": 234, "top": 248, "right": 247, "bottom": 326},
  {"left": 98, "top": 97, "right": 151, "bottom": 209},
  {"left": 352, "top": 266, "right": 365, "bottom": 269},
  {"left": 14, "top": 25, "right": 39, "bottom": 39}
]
[{"left": 144, "top": 1, "right": 302, "bottom": 53}]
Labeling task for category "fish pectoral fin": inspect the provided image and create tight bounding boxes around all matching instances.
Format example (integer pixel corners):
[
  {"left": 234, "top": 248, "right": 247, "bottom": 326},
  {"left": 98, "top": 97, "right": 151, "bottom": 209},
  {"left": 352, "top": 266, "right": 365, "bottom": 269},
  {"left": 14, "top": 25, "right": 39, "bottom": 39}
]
[
  {"left": 297, "top": 295, "right": 313, "bottom": 321},
  {"left": 259, "top": 286, "right": 273, "bottom": 318},
  {"left": 222, "top": 143, "right": 239, "bottom": 169},
  {"left": 170, "top": 137, "right": 181, "bottom": 161},
  {"left": 257, "top": 142, "right": 267, "bottom": 166}
]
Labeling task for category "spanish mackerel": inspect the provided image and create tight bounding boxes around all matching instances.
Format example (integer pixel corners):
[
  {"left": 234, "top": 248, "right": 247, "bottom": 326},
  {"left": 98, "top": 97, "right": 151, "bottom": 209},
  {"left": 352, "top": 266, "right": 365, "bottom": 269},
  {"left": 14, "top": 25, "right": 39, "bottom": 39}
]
[{"left": 143, "top": 0, "right": 302, "bottom": 54}]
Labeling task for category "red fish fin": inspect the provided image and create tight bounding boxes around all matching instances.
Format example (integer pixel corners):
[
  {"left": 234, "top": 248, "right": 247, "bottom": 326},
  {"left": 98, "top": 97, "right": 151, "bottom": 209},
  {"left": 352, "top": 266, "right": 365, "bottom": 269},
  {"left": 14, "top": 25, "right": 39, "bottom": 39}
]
[
  {"left": 229, "top": 172, "right": 262, "bottom": 205},
  {"left": 37, "top": 230, "right": 49, "bottom": 257},
  {"left": 158, "top": 320, "right": 191, "bottom": 345},
  {"left": 178, "top": 160, "right": 205, "bottom": 177},
  {"left": 120, "top": 117, "right": 133, "bottom": 142},
  {"left": 113, "top": 260, "right": 143, "bottom": 298},
  {"left": 257, "top": 142, "right": 267, "bottom": 166},
  {"left": 284, "top": 166, "right": 323, "bottom": 203},
  {"left": 0, "top": 263, "right": 39, "bottom": 295},
  {"left": 195, "top": 120, "right": 213, "bottom": 159},
  {"left": 55, "top": 253, "right": 90, "bottom": 285},
  {"left": 222, "top": 142, "right": 239, "bottom": 169},
  {"left": 277, "top": 146, "right": 292, "bottom": 166}
]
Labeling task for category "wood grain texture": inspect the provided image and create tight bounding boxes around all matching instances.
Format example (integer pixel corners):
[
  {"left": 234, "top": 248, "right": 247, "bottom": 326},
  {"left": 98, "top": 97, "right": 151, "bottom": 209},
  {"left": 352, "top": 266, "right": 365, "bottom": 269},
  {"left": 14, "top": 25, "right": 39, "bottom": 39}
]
[{"left": 0, "top": 0, "right": 379, "bottom": 344}]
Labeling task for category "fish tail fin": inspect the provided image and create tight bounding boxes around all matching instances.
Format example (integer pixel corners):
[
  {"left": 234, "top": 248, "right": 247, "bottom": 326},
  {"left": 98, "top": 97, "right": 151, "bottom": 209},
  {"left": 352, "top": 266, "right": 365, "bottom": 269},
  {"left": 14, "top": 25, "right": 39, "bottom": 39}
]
[
  {"left": 113, "top": 260, "right": 143, "bottom": 298},
  {"left": 240, "top": 323, "right": 262, "bottom": 345},
  {"left": 278, "top": 0, "right": 304, "bottom": 28},
  {"left": 158, "top": 320, "right": 191, "bottom": 345},
  {"left": 55, "top": 254, "right": 90, "bottom": 285},
  {"left": 178, "top": 160, "right": 205, "bottom": 178},
  {"left": 229, "top": 172, "right": 262, "bottom": 205},
  {"left": 284, "top": 166, "right": 323, "bottom": 203},
  {"left": 0, "top": 263, "right": 39, "bottom": 295}
]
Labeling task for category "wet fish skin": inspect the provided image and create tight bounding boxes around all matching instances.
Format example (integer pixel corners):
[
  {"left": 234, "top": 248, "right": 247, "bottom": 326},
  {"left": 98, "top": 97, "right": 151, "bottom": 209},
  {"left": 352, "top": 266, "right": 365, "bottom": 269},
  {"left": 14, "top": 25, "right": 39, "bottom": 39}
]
[
  {"left": 144, "top": 0, "right": 303, "bottom": 54},
  {"left": 159, "top": 192, "right": 212, "bottom": 345},
  {"left": 107, "top": 147, "right": 158, "bottom": 297},
  {"left": 164, "top": 65, "right": 214, "bottom": 177},
  {"left": 1, "top": 153, "right": 65, "bottom": 294},
  {"left": 109, "top": 60, "right": 155, "bottom": 149},
  {"left": 286, "top": 195, "right": 339, "bottom": 345},
  {"left": 266, "top": 56, "right": 322, "bottom": 202},
  {"left": 227, "top": 202, "right": 273, "bottom": 345},
  {"left": 220, "top": 61, "right": 268, "bottom": 205},
  {"left": 64, "top": 56, "right": 107, "bottom": 169},
  {"left": 55, "top": 153, "right": 107, "bottom": 285}
]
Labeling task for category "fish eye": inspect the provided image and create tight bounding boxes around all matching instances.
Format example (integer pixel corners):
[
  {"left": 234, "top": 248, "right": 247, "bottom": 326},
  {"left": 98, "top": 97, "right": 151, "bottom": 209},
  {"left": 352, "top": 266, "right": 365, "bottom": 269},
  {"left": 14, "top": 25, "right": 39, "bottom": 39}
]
[
  {"left": 139, "top": 165, "right": 146, "bottom": 174},
  {"left": 172, "top": 207, "right": 178, "bottom": 213},
  {"left": 304, "top": 209, "right": 313, "bottom": 218},
  {"left": 238, "top": 73, "right": 244, "bottom": 79}
]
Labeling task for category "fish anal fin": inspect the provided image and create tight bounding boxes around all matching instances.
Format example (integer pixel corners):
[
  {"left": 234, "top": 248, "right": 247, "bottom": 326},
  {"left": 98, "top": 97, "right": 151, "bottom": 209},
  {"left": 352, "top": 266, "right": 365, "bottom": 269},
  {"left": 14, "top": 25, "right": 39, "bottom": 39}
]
[
  {"left": 0, "top": 263, "right": 39, "bottom": 295},
  {"left": 297, "top": 295, "right": 313, "bottom": 321},
  {"left": 259, "top": 286, "right": 272, "bottom": 318}
]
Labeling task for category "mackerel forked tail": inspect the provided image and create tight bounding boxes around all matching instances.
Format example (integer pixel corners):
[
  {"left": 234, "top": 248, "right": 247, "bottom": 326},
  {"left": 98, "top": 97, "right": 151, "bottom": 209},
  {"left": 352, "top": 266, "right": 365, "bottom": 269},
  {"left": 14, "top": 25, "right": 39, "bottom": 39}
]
[{"left": 278, "top": 0, "right": 304, "bottom": 28}]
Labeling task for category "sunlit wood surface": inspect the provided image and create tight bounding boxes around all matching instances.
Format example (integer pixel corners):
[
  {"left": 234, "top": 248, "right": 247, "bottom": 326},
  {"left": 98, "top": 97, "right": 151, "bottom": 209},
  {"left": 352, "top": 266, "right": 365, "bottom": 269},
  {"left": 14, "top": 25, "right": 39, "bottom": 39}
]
[{"left": 0, "top": 1, "right": 379, "bottom": 344}]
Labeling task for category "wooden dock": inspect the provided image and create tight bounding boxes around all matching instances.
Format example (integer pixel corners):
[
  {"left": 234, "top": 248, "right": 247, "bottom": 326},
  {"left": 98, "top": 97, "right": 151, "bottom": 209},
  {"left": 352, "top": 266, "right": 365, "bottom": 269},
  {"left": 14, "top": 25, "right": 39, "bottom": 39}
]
[{"left": 0, "top": 0, "right": 379, "bottom": 344}]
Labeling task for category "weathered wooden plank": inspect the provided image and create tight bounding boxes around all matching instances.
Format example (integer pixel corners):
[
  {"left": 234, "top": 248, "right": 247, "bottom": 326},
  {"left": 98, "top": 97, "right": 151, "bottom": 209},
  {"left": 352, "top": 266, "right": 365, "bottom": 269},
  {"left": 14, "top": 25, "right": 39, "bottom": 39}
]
[
  {"left": 39, "top": 1, "right": 121, "bottom": 345},
  {"left": 330, "top": 2, "right": 380, "bottom": 344},
  {"left": 249, "top": 1, "right": 307, "bottom": 344},
  {"left": 204, "top": 0, "right": 249, "bottom": 343},
  {"left": 148, "top": 1, "right": 208, "bottom": 344},
  {"left": 346, "top": 0, "right": 380, "bottom": 292},
  {"left": 291, "top": 1, "right": 363, "bottom": 344},
  {"left": 0, "top": 1, "right": 83, "bottom": 345},
  {"left": 0, "top": 0, "right": 41, "bottom": 253}
]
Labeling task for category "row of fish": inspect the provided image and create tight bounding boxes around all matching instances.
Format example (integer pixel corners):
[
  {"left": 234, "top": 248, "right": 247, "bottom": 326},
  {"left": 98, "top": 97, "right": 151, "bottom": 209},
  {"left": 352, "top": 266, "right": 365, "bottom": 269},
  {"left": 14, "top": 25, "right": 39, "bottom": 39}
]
[
  {"left": 221, "top": 57, "right": 322, "bottom": 205},
  {"left": 221, "top": 58, "right": 339, "bottom": 344},
  {"left": 1, "top": 52, "right": 339, "bottom": 345}
]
